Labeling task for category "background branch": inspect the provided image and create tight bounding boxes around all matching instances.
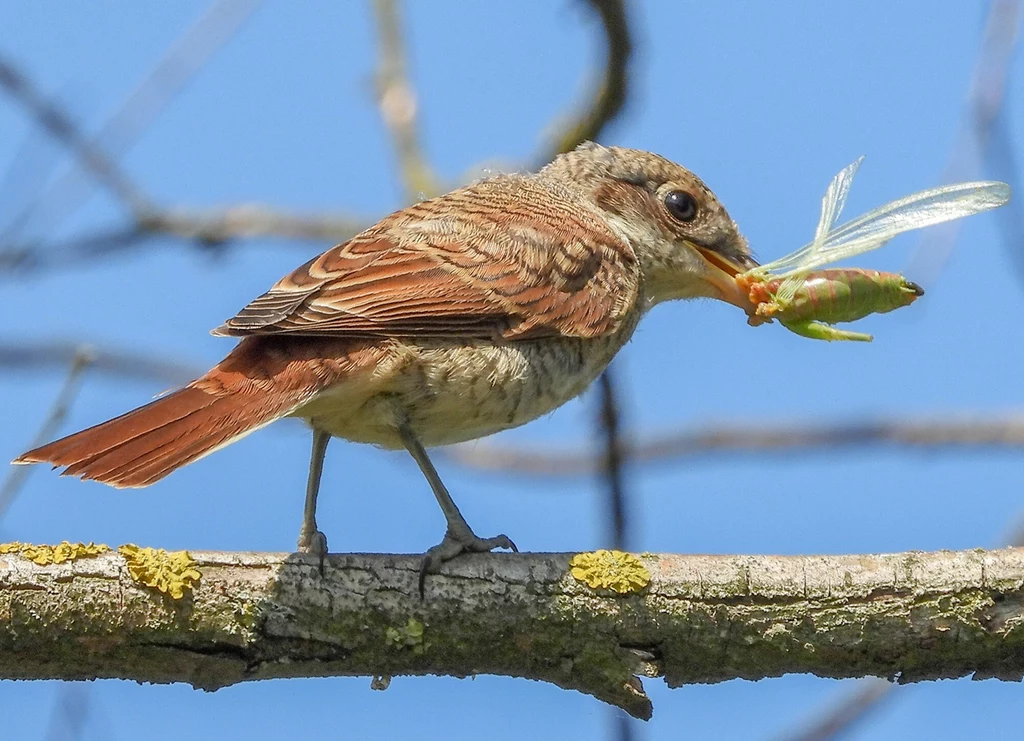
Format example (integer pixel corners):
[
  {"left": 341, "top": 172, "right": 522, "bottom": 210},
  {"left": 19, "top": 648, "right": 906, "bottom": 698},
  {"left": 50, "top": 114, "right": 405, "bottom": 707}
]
[
  {"left": 0, "top": 57, "right": 150, "bottom": 216},
  {"left": 540, "top": 0, "right": 632, "bottom": 162},
  {"left": 776, "top": 680, "right": 893, "bottom": 741},
  {"left": 372, "top": 0, "right": 442, "bottom": 200},
  {"left": 905, "top": 0, "right": 1022, "bottom": 286},
  {"left": 449, "top": 414, "right": 1024, "bottom": 476},
  {"left": 0, "top": 348, "right": 94, "bottom": 518},
  {"left": 0, "top": 341, "right": 199, "bottom": 386},
  {"left": 9, "top": 0, "right": 261, "bottom": 235}
]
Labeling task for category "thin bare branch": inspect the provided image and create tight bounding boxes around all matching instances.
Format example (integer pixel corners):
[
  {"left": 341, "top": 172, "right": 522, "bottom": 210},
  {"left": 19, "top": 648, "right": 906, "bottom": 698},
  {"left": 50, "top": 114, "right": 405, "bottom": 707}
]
[
  {"left": 135, "top": 205, "right": 367, "bottom": 245},
  {"left": 905, "top": 0, "right": 1022, "bottom": 285},
  {"left": 540, "top": 0, "right": 632, "bottom": 161},
  {"left": 0, "top": 348, "right": 94, "bottom": 518},
  {"left": 0, "top": 341, "right": 199, "bottom": 386},
  {"left": 0, "top": 0, "right": 628, "bottom": 271},
  {"left": 598, "top": 370, "right": 630, "bottom": 549},
  {"left": 43, "top": 684, "right": 91, "bottom": 741},
  {"left": 0, "top": 206, "right": 368, "bottom": 273},
  {"left": 776, "top": 680, "right": 893, "bottom": 741},
  {"left": 0, "top": 0, "right": 267, "bottom": 271},
  {"left": 448, "top": 414, "right": 1024, "bottom": 476},
  {"left": 372, "top": 0, "right": 442, "bottom": 200},
  {"left": 0, "top": 57, "right": 151, "bottom": 216},
  {"left": 13, "top": 0, "right": 261, "bottom": 236}
]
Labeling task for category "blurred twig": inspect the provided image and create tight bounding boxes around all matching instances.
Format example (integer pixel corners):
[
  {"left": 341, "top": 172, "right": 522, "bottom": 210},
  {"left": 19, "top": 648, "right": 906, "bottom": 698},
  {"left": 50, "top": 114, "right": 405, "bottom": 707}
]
[
  {"left": 969, "top": 0, "right": 1024, "bottom": 286},
  {"left": 0, "top": 0, "right": 273, "bottom": 270},
  {"left": 775, "top": 680, "right": 893, "bottom": 741},
  {"left": 449, "top": 414, "right": 1024, "bottom": 476},
  {"left": 540, "top": 0, "right": 631, "bottom": 161},
  {"left": 906, "top": 0, "right": 1022, "bottom": 286},
  {"left": 0, "top": 206, "right": 367, "bottom": 272},
  {"left": 9, "top": 0, "right": 261, "bottom": 236},
  {"left": 0, "top": 341, "right": 199, "bottom": 386},
  {"left": 0, "top": 347, "right": 94, "bottom": 518},
  {"left": 43, "top": 684, "right": 92, "bottom": 741},
  {"left": 0, "top": 57, "right": 151, "bottom": 217},
  {"left": 372, "top": 0, "right": 442, "bottom": 199},
  {"left": 1, "top": 0, "right": 630, "bottom": 273},
  {"left": 598, "top": 370, "right": 629, "bottom": 549}
]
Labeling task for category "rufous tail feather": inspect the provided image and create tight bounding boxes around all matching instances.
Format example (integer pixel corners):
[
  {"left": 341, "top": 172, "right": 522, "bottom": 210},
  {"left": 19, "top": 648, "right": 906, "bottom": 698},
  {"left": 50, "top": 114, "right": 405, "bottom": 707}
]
[{"left": 13, "top": 385, "right": 298, "bottom": 488}]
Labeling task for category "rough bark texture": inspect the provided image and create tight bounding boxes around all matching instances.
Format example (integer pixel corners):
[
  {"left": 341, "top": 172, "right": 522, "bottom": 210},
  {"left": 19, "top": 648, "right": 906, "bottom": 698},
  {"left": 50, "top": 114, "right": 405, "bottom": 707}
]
[{"left": 3, "top": 546, "right": 1024, "bottom": 720}]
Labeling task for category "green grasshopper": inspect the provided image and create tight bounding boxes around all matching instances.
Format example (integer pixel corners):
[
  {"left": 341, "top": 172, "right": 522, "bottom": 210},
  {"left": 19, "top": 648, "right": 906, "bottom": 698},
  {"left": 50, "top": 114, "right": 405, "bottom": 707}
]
[{"left": 737, "top": 158, "right": 1010, "bottom": 341}]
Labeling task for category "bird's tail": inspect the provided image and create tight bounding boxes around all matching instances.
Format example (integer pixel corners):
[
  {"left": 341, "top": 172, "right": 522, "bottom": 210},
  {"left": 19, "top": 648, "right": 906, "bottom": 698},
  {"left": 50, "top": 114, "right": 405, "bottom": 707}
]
[{"left": 13, "top": 384, "right": 300, "bottom": 488}]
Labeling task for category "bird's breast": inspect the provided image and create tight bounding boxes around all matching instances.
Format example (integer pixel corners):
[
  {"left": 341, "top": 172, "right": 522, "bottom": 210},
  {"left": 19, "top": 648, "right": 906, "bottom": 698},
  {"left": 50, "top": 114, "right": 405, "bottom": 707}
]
[{"left": 293, "top": 325, "right": 636, "bottom": 449}]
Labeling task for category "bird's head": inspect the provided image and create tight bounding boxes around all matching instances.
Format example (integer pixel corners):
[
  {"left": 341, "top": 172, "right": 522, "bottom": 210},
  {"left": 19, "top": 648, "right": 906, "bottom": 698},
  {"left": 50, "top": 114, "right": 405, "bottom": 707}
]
[{"left": 542, "top": 142, "right": 757, "bottom": 313}]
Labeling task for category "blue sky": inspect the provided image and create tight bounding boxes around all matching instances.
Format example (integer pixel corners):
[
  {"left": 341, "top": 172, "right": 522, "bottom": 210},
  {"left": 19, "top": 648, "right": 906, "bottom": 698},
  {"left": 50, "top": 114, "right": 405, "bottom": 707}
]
[{"left": 1, "top": 2, "right": 1022, "bottom": 739}]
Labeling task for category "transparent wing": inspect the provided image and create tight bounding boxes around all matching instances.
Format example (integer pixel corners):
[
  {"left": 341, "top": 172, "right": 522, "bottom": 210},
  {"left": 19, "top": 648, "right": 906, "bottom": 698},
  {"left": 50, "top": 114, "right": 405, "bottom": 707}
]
[
  {"left": 752, "top": 178, "right": 1010, "bottom": 277},
  {"left": 774, "top": 274, "right": 803, "bottom": 305},
  {"left": 814, "top": 156, "right": 863, "bottom": 243},
  {"left": 773, "top": 156, "right": 864, "bottom": 304}
]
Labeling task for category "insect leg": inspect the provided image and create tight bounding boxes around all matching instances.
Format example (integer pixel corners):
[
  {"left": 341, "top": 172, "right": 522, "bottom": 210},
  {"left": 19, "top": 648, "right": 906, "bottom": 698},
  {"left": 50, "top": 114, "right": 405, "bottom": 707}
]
[{"left": 779, "top": 319, "right": 873, "bottom": 342}]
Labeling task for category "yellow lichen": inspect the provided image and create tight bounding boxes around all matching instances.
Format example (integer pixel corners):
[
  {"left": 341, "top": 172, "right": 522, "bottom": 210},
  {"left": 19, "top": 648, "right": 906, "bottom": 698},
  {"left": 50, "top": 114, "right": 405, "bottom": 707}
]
[
  {"left": 0, "top": 541, "right": 110, "bottom": 564},
  {"left": 117, "top": 544, "right": 200, "bottom": 599},
  {"left": 385, "top": 618, "right": 428, "bottom": 654},
  {"left": 569, "top": 549, "right": 651, "bottom": 594}
]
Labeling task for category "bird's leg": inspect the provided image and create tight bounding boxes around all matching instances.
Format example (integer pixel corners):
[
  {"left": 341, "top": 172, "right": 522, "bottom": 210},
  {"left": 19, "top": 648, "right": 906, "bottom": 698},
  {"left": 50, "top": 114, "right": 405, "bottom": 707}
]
[
  {"left": 297, "top": 428, "right": 331, "bottom": 574},
  {"left": 399, "top": 422, "right": 517, "bottom": 594}
]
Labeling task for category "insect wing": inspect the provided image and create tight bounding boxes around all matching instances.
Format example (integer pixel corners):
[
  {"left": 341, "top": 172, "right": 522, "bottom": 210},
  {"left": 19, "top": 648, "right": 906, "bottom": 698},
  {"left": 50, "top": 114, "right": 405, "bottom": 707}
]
[
  {"left": 758, "top": 179, "right": 1010, "bottom": 276},
  {"left": 816, "top": 180, "right": 1010, "bottom": 261},
  {"left": 753, "top": 157, "right": 865, "bottom": 281},
  {"left": 814, "top": 156, "right": 863, "bottom": 243},
  {"left": 774, "top": 157, "right": 865, "bottom": 304}
]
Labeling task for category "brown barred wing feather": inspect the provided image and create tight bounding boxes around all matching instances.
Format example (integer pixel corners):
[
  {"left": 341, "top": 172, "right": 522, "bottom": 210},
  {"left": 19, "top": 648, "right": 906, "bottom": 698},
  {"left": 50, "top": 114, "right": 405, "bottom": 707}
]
[{"left": 212, "top": 177, "right": 640, "bottom": 341}]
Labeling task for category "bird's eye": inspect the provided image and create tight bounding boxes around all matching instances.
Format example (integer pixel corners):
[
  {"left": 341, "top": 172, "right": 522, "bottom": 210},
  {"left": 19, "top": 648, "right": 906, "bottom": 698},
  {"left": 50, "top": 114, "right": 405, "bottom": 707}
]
[{"left": 664, "top": 190, "right": 698, "bottom": 222}]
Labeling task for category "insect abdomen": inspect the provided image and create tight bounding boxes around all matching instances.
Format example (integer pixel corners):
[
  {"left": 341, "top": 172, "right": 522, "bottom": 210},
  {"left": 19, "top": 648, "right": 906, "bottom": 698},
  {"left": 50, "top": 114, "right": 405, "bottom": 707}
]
[{"left": 770, "top": 269, "right": 923, "bottom": 324}]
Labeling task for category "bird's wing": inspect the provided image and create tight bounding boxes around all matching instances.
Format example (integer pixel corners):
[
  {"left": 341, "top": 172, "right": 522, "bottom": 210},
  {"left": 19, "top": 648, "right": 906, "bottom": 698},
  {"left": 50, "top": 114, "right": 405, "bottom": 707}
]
[{"left": 213, "top": 178, "right": 640, "bottom": 341}]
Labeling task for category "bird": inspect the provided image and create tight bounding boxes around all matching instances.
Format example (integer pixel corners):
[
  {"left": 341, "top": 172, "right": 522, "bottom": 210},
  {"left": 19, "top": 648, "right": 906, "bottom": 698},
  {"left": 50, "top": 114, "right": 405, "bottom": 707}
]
[{"left": 14, "top": 142, "right": 757, "bottom": 587}]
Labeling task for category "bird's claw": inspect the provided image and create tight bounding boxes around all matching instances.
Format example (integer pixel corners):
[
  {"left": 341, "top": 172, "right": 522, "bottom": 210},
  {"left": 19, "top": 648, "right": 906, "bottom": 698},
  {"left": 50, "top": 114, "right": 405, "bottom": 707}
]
[
  {"left": 418, "top": 530, "right": 517, "bottom": 597},
  {"left": 297, "top": 528, "right": 329, "bottom": 576}
]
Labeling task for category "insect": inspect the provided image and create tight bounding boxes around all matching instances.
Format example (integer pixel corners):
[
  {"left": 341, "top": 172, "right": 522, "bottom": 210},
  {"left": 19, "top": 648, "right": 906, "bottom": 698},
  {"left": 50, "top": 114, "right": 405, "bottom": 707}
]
[{"left": 737, "top": 157, "right": 1011, "bottom": 341}]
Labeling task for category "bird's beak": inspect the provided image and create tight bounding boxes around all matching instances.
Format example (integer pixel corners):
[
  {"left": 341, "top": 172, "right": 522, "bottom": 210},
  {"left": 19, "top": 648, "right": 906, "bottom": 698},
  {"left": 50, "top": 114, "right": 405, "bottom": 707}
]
[{"left": 692, "top": 246, "right": 758, "bottom": 316}]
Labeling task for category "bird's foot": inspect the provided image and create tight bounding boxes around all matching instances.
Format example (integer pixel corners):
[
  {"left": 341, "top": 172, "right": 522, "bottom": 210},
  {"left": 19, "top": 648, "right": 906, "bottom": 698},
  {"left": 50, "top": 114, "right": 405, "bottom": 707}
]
[
  {"left": 419, "top": 527, "right": 517, "bottom": 596},
  {"left": 297, "top": 528, "right": 329, "bottom": 575}
]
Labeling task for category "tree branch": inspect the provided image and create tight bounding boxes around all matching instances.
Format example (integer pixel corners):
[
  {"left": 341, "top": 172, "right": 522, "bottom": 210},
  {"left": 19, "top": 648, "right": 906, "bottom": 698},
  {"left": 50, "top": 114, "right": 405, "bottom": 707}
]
[
  {"left": 6, "top": 0, "right": 261, "bottom": 236},
  {"left": 0, "top": 347, "right": 94, "bottom": 518},
  {"left": 0, "top": 340, "right": 199, "bottom": 386},
  {"left": 905, "top": 0, "right": 1023, "bottom": 286},
  {"left": 0, "top": 56, "right": 151, "bottom": 216},
  {"left": 447, "top": 414, "right": 1024, "bottom": 476},
  {"left": 3, "top": 546, "right": 1024, "bottom": 720},
  {"left": 0, "top": 0, "right": 629, "bottom": 273},
  {"left": 0, "top": 206, "right": 368, "bottom": 272},
  {"left": 539, "top": 0, "right": 632, "bottom": 162},
  {"left": 372, "top": 0, "right": 442, "bottom": 200}
]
